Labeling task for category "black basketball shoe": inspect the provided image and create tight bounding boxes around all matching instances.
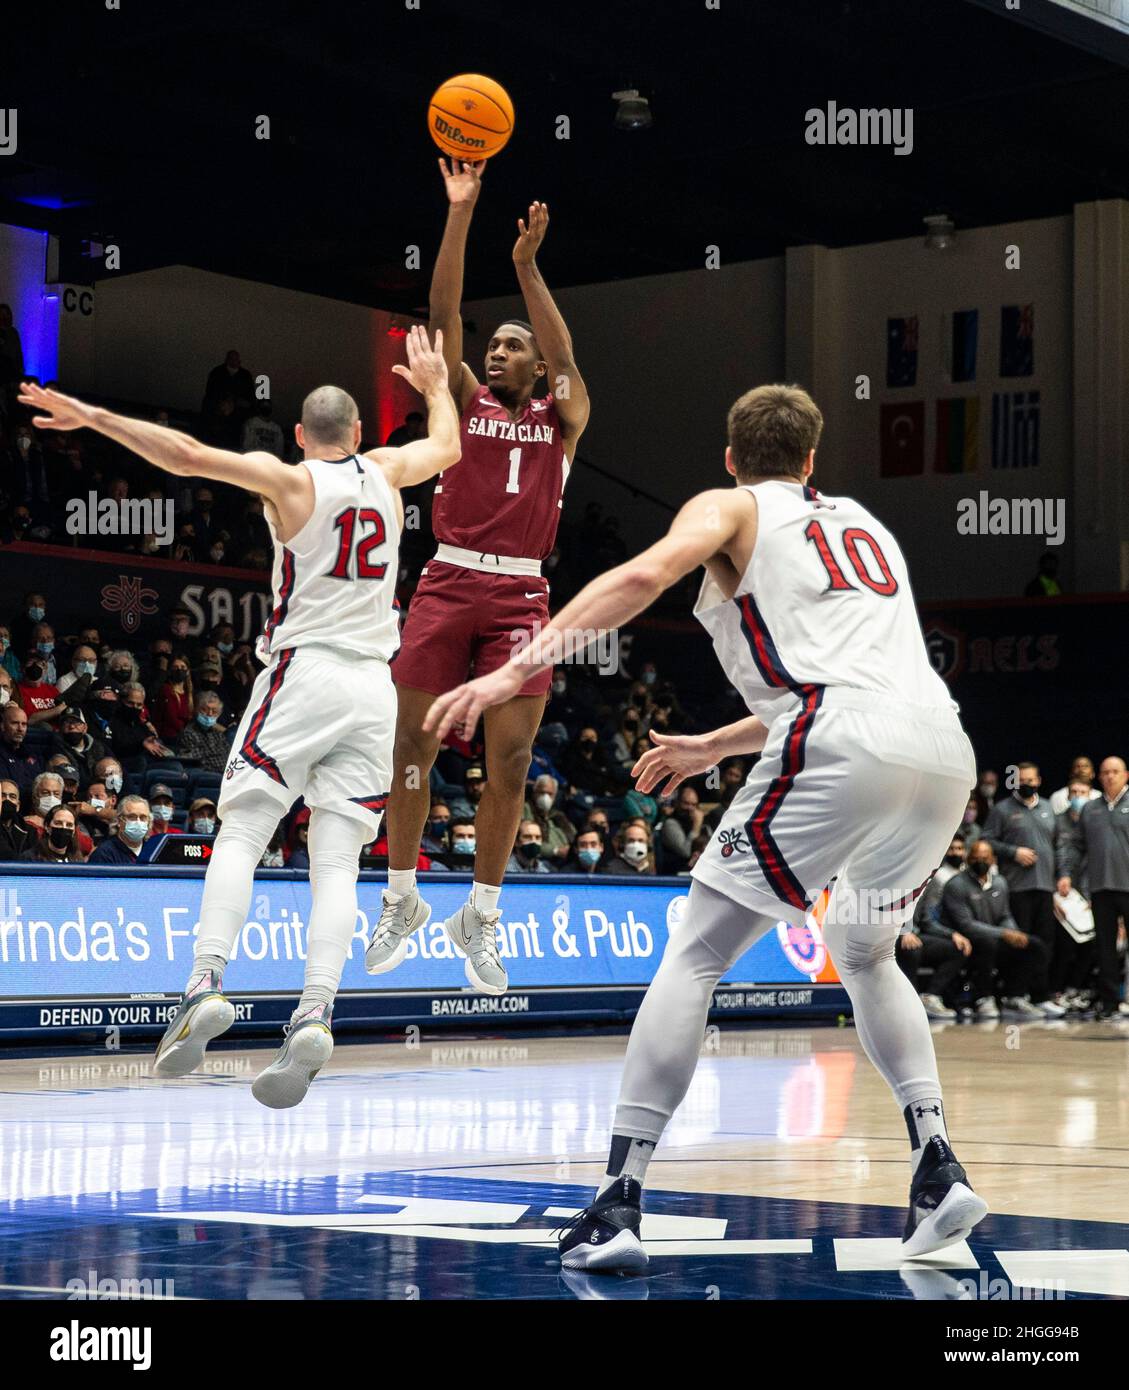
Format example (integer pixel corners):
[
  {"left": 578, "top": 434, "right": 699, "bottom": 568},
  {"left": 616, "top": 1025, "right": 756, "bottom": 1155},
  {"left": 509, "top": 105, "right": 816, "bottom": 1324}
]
[
  {"left": 556, "top": 1175, "right": 648, "bottom": 1273},
  {"left": 901, "top": 1135, "right": 988, "bottom": 1258}
]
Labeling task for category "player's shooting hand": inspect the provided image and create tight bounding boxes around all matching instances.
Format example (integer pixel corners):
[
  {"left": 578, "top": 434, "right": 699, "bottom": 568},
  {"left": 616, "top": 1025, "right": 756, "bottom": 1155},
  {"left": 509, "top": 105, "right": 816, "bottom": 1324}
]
[
  {"left": 424, "top": 663, "right": 526, "bottom": 742},
  {"left": 513, "top": 201, "right": 548, "bottom": 264},
  {"left": 391, "top": 325, "right": 448, "bottom": 398},
  {"left": 439, "top": 157, "right": 486, "bottom": 206},
  {"left": 17, "top": 381, "right": 95, "bottom": 432},
  {"left": 632, "top": 730, "right": 717, "bottom": 797}
]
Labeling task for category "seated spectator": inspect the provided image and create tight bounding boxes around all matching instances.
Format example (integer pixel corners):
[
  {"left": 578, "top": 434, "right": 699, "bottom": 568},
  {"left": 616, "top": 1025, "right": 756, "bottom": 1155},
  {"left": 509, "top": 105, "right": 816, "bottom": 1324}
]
[
  {"left": 55, "top": 645, "right": 99, "bottom": 699},
  {"left": 11, "top": 592, "right": 48, "bottom": 661},
  {"left": 601, "top": 819, "right": 656, "bottom": 875},
  {"left": 16, "top": 653, "right": 63, "bottom": 726},
  {"left": 939, "top": 840, "right": 1050, "bottom": 1019},
  {"left": 507, "top": 820, "right": 551, "bottom": 874},
  {"left": 421, "top": 800, "right": 451, "bottom": 859},
  {"left": 0, "top": 669, "right": 13, "bottom": 709},
  {"left": 93, "top": 756, "right": 125, "bottom": 808},
  {"left": 0, "top": 778, "right": 33, "bottom": 860},
  {"left": 660, "top": 785, "right": 706, "bottom": 873},
  {"left": 611, "top": 706, "right": 647, "bottom": 772},
  {"left": 153, "top": 657, "right": 194, "bottom": 742},
  {"left": 109, "top": 683, "right": 172, "bottom": 770},
  {"left": 261, "top": 822, "right": 287, "bottom": 867},
  {"left": 898, "top": 837, "right": 977, "bottom": 1020},
  {"left": 0, "top": 623, "right": 20, "bottom": 679},
  {"left": 0, "top": 699, "right": 43, "bottom": 796},
  {"left": 956, "top": 794, "right": 982, "bottom": 848},
  {"left": 139, "top": 637, "right": 173, "bottom": 694},
  {"left": 176, "top": 692, "right": 228, "bottom": 771},
  {"left": 188, "top": 486, "right": 219, "bottom": 553},
  {"left": 1048, "top": 756, "right": 1102, "bottom": 816},
  {"left": 29, "top": 621, "right": 59, "bottom": 684},
  {"left": 565, "top": 826, "right": 605, "bottom": 874},
  {"left": 25, "top": 770, "right": 66, "bottom": 835},
  {"left": 241, "top": 401, "right": 284, "bottom": 454},
  {"left": 147, "top": 783, "right": 182, "bottom": 840},
  {"left": 560, "top": 726, "right": 618, "bottom": 797},
  {"left": 685, "top": 828, "right": 713, "bottom": 872},
  {"left": 287, "top": 810, "right": 311, "bottom": 870},
  {"left": 583, "top": 810, "right": 612, "bottom": 844},
  {"left": 446, "top": 763, "right": 486, "bottom": 822},
  {"left": 23, "top": 803, "right": 86, "bottom": 863},
  {"left": 522, "top": 774, "right": 575, "bottom": 868},
  {"left": 186, "top": 796, "right": 218, "bottom": 836},
  {"left": 448, "top": 818, "right": 477, "bottom": 865},
  {"left": 88, "top": 795, "right": 153, "bottom": 864},
  {"left": 622, "top": 753, "right": 659, "bottom": 827},
  {"left": 105, "top": 650, "right": 139, "bottom": 693}
]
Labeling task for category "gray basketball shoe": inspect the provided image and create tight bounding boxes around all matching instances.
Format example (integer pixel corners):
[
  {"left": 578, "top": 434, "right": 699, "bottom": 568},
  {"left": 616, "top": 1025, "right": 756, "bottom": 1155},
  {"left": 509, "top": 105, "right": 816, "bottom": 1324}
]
[
  {"left": 365, "top": 887, "right": 431, "bottom": 974},
  {"left": 442, "top": 901, "right": 508, "bottom": 994}
]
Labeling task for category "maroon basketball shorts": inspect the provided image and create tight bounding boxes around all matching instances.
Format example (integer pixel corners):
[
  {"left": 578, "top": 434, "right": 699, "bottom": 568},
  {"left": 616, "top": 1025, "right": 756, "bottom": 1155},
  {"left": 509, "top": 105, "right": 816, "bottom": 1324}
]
[{"left": 392, "top": 560, "right": 552, "bottom": 698}]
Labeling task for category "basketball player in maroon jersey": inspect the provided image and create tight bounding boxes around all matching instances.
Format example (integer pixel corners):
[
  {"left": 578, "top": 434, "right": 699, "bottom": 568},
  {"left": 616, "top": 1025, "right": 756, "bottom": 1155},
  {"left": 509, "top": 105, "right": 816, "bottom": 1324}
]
[{"left": 365, "top": 158, "right": 589, "bottom": 994}]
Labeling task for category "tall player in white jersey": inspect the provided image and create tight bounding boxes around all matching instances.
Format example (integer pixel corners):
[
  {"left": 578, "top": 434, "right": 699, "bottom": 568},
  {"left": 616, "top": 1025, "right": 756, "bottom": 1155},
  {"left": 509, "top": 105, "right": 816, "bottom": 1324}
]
[
  {"left": 18, "top": 327, "right": 459, "bottom": 1108},
  {"left": 426, "top": 385, "right": 987, "bottom": 1268}
]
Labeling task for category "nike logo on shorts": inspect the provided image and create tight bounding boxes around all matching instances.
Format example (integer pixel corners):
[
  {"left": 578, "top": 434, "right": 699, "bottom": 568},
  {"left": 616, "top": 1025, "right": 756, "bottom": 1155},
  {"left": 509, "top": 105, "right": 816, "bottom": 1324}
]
[{"left": 525, "top": 591, "right": 544, "bottom": 599}]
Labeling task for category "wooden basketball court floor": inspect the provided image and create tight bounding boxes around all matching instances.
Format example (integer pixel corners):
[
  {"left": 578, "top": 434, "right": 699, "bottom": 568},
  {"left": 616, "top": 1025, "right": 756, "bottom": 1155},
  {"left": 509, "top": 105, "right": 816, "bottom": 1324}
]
[{"left": 1, "top": 1019, "right": 1127, "bottom": 1300}]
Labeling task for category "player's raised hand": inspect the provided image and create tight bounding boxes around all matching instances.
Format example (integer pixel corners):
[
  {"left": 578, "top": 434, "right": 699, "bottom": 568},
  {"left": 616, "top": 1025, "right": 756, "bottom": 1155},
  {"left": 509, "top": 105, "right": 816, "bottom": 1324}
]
[
  {"left": 424, "top": 664, "right": 525, "bottom": 742},
  {"left": 439, "top": 157, "right": 486, "bottom": 206},
  {"left": 632, "top": 729, "right": 718, "bottom": 797},
  {"left": 391, "top": 325, "right": 448, "bottom": 398},
  {"left": 16, "top": 381, "right": 95, "bottom": 432},
  {"left": 513, "top": 201, "right": 548, "bottom": 264}
]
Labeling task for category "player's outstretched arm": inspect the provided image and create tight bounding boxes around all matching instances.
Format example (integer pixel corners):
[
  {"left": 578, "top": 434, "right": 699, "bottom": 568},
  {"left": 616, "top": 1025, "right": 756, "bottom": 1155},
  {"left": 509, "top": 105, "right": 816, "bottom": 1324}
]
[
  {"left": 424, "top": 488, "right": 751, "bottom": 740},
  {"left": 429, "top": 158, "right": 484, "bottom": 409},
  {"left": 512, "top": 201, "right": 590, "bottom": 446},
  {"left": 367, "top": 325, "right": 461, "bottom": 489},
  {"left": 17, "top": 381, "right": 311, "bottom": 526},
  {"left": 632, "top": 717, "right": 770, "bottom": 797}
]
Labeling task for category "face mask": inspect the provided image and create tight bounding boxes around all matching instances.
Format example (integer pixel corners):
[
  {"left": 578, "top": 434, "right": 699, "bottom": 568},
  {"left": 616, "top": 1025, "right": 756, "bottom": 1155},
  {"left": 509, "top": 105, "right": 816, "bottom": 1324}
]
[
  {"left": 518, "top": 840, "right": 542, "bottom": 861},
  {"left": 170, "top": 667, "right": 188, "bottom": 681},
  {"left": 75, "top": 661, "right": 96, "bottom": 677},
  {"left": 111, "top": 668, "right": 130, "bottom": 683},
  {"left": 1017, "top": 785, "right": 1039, "bottom": 802},
  {"left": 24, "top": 665, "right": 43, "bottom": 684},
  {"left": 37, "top": 794, "right": 61, "bottom": 815},
  {"left": 429, "top": 819, "right": 449, "bottom": 838},
  {"left": 48, "top": 826, "right": 73, "bottom": 850},
  {"left": 197, "top": 713, "right": 217, "bottom": 729},
  {"left": 0, "top": 689, "right": 8, "bottom": 706},
  {"left": 453, "top": 839, "right": 476, "bottom": 855},
  {"left": 632, "top": 693, "right": 647, "bottom": 708},
  {"left": 122, "top": 818, "right": 148, "bottom": 843},
  {"left": 199, "top": 680, "right": 220, "bottom": 692},
  {"left": 0, "top": 800, "right": 16, "bottom": 823},
  {"left": 641, "top": 671, "right": 656, "bottom": 686},
  {"left": 63, "top": 730, "right": 83, "bottom": 745},
  {"left": 0, "top": 637, "right": 7, "bottom": 652},
  {"left": 123, "top": 706, "right": 142, "bottom": 720},
  {"left": 578, "top": 847, "right": 601, "bottom": 866},
  {"left": 105, "top": 773, "right": 123, "bottom": 794},
  {"left": 89, "top": 797, "right": 106, "bottom": 811},
  {"left": 152, "top": 804, "right": 172, "bottom": 821},
  {"left": 37, "top": 641, "right": 54, "bottom": 656},
  {"left": 962, "top": 808, "right": 976, "bottom": 825},
  {"left": 944, "top": 853, "right": 964, "bottom": 868},
  {"left": 623, "top": 841, "right": 648, "bottom": 864},
  {"left": 28, "top": 606, "right": 45, "bottom": 622},
  {"left": 217, "top": 641, "right": 233, "bottom": 655},
  {"left": 551, "top": 680, "right": 566, "bottom": 696},
  {"left": 969, "top": 859, "right": 991, "bottom": 876},
  {"left": 978, "top": 783, "right": 995, "bottom": 798},
  {"left": 192, "top": 818, "right": 216, "bottom": 835},
  {"left": 534, "top": 793, "right": 553, "bottom": 813},
  {"left": 579, "top": 739, "right": 596, "bottom": 752},
  {"left": 210, "top": 548, "right": 225, "bottom": 563},
  {"left": 1070, "top": 796, "right": 1087, "bottom": 814},
  {"left": 17, "top": 437, "right": 30, "bottom": 452}
]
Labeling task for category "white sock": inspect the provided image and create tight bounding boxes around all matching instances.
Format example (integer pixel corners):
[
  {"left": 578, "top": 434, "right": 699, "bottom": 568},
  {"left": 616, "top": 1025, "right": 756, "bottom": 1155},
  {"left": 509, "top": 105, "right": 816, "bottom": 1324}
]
[
  {"left": 904, "top": 1097, "right": 949, "bottom": 1174},
  {"left": 472, "top": 881, "right": 501, "bottom": 915},
  {"left": 387, "top": 868, "right": 416, "bottom": 898}
]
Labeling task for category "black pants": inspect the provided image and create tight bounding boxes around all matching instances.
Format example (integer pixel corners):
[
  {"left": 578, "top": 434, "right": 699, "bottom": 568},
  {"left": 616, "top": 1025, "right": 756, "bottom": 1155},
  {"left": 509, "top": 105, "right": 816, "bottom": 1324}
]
[
  {"left": 1008, "top": 890, "right": 1056, "bottom": 1000},
  {"left": 1090, "top": 890, "right": 1129, "bottom": 1008},
  {"left": 898, "top": 935, "right": 967, "bottom": 1000},
  {"left": 993, "top": 933, "right": 1049, "bottom": 999}
]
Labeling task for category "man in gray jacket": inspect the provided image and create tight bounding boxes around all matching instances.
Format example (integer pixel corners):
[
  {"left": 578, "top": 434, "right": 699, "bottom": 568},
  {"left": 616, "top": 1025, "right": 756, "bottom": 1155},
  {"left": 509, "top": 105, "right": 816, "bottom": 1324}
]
[
  {"left": 1062, "top": 757, "right": 1129, "bottom": 1019},
  {"left": 940, "top": 841, "right": 1052, "bottom": 1018},
  {"left": 983, "top": 763, "right": 1067, "bottom": 1015}
]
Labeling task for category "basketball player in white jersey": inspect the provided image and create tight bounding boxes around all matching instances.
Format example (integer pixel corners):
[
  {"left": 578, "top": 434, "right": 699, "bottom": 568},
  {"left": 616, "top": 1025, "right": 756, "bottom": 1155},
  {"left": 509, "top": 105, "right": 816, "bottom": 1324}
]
[
  {"left": 18, "top": 327, "right": 459, "bottom": 1108},
  {"left": 426, "top": 385, "right": 987, "bottom": 1267}
]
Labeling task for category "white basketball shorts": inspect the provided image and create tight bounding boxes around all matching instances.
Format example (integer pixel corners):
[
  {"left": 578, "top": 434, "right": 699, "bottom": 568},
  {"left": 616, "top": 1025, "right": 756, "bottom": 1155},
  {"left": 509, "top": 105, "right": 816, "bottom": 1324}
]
[
  {"left": 692, "top": 686, "right": 977, "bottom": 929},
  {"left": 218, "top": 644, "right": 396, "bottom": 837}
]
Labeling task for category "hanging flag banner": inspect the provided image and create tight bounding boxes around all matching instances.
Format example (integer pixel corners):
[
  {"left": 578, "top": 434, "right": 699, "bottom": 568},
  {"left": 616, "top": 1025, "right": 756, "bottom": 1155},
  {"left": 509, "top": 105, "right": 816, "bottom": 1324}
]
[
  {"left": 951, "top": 308, "right": 979, "bottom": 383},
  {"left": 991, "top": 390, "right": 1040, "bottom": 468},
  {"left": 999, "top": 303, "right": 1035, "bottom": 377},
  {"left": 879, "top": 401, "right": 925, "bottom": 477},
  {"left": 934, "top": 396, "right": 980, "bottom": 473},
  {"left": 886, "top": 315, "right": 919, "bottom": 387}
]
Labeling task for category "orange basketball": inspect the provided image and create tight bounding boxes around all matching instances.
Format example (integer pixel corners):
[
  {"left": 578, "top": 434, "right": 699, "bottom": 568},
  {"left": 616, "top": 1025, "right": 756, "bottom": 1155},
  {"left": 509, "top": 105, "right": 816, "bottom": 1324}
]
[{"left": 427, "top": 73, "right": 514, "bottom": 160}]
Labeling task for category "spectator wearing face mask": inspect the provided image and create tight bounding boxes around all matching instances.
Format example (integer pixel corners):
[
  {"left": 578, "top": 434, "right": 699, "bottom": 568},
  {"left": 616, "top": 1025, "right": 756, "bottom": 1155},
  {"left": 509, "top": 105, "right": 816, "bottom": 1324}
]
[
  {"left": 508, "top": 820, "right": 551, "bottom": 874},
  {"left": 176, "top": 692, "right": 228, "bottom": 771},
  {"left": 982, "top": 763, "right": 1067, "bottom": 1014},
  {"left": 602, "top": 819, "right": 655, "bottom": 875},
  {"left": 0, "top": 778, "right": 33, "bottom": 860},
  {"left": 23, "top": 803, "right": 85, "bottom": 863},
  {"left": 421, "top": 801, "right": 451, "bottom": 859},
  {"left": 612, "top": 700, "right": 649, "bottom": 772},
  {"left": 88, "top": 795, "right": 153, "bottom": 864},
  {"left": 146, "top": 783, "right": 182, "bottom": 840},
  {"left": 153, "top": 657, "right": 194, "bottom": 742},
  {"left": 0, "top": 704, "right": 42, "bottom": 796},
  {"left": 584, "top": 811, "right": 612, "bottom": 843},
  {"left": 56, "top": 645, "right": 99, "bottom": 701},
  {"left": 566, "top": 827, "right": 605, "bottom": 874},
  {"left": 28, "top": 622, "right": 58, "bottom": 685},
  {"left": 0, "top": 669, "right": 13, "bottom": 710},
  {"left": 659, "top": 785, "right": 706, "bottom": 874},
  {"left": 973, "top": 768, "right": 999, "bottom": 826},
  {"left": 448, "top": 817, "right": 478, "bottom": 865},
  {"left": 24, "top": 771, "right": 66, "bottom": 836},
  {"left": 955, "top": 794, "right": 982, "bottom": 848},
  {"left": 940, "top": 840, "right": 1052, "bottom": 1019},
  {"left": 109, "top": 683, "right": 172, "bottom": 770},
  {"left": 0, "top": 623, "right": 20, "bottom": 680},
  {"left": 187, "top": 796, "right": 219, "bottom": 837},
  {"left": 92, "top": 757, "right": 125, "bottom": 810},
  {"left": 16, "top": 652, "right": 63, "bottom": 726},
  {"left": 11, "top": 593, "right": 48, "bottom": 662},
  {"left": 1049, "top": 756, "right": 1102, "bottom": 816},
  {"left": 104, "top": 650, "right": 139, "bottom": 693},
  {"left": 140, "top": 638, "right": 173, "bottom": 694},
  {"left": 522, "top": 775, "right": 575, "bottom": 867},
  {"left": 561, "top": 726, "right": 618, "bottom": 799},
  {"left": 71, "top": 780, "right": 114, "bottom": 846}
]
